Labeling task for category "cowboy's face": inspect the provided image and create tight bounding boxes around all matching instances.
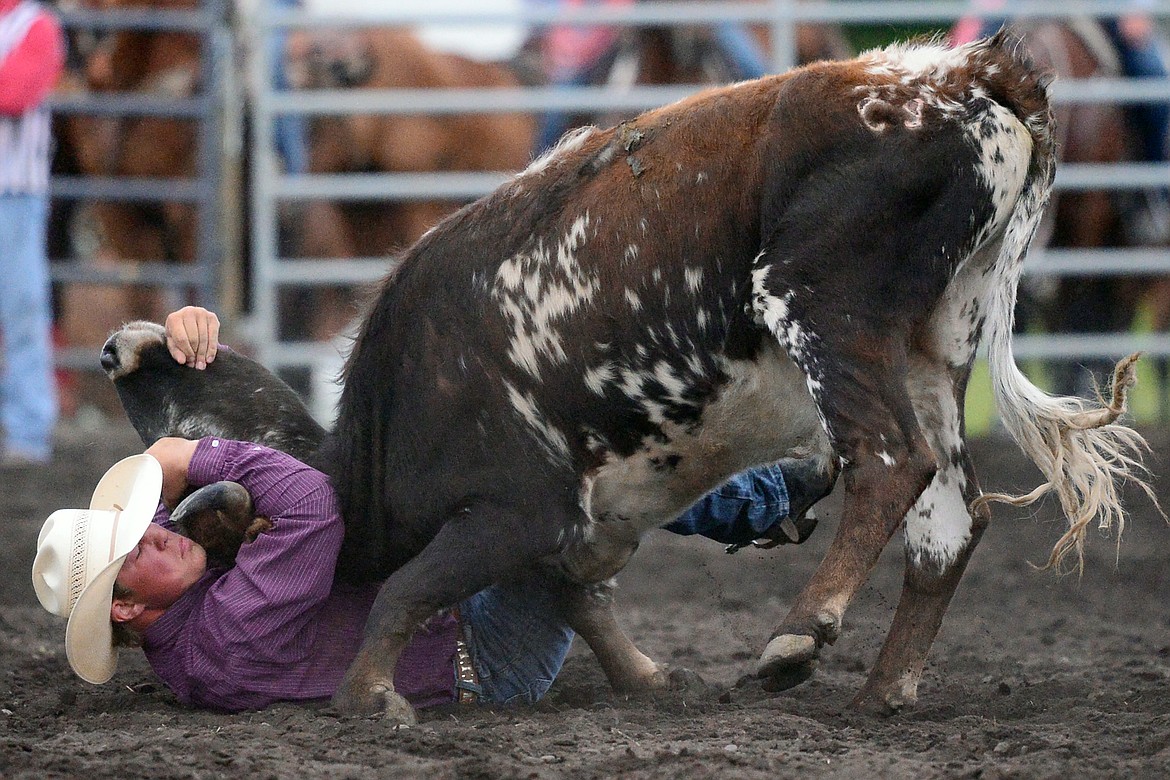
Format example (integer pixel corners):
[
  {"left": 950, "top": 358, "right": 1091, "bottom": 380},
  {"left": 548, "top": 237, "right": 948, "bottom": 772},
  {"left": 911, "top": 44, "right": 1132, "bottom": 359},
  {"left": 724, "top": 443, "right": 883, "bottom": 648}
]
[{"left": 114, "top": 524, "right": 206, "bottom": 610}]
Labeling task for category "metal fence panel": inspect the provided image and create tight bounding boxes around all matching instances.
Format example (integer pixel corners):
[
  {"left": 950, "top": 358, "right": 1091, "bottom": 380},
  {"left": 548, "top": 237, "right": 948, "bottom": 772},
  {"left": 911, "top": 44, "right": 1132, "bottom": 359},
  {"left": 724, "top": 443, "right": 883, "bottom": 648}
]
[{"left": 47, "top": 0, "right": 229, "bottom": 358}]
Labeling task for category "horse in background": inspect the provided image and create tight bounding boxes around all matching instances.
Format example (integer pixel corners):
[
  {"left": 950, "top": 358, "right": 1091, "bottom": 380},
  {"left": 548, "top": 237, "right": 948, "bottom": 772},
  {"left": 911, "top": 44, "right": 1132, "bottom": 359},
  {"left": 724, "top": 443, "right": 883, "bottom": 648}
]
[
  {"left": 955, "top": 17, "right": 1170, "bottom": 407},
  {"left": 54, "top": 10, "right": 535, "bottom": 352},
  {"left": 61, "top": 0, "right": 203, "bottom": 270},
  {"left": 282, "top": 28, "right": 537, "bottom": 342}
]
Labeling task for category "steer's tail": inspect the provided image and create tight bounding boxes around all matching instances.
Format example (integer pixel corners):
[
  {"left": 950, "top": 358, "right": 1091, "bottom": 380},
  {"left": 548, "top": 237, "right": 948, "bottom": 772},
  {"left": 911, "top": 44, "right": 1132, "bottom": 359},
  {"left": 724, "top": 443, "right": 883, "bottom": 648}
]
[{"left": 973, "top": 33, "right": 1160, "bottom": 571}]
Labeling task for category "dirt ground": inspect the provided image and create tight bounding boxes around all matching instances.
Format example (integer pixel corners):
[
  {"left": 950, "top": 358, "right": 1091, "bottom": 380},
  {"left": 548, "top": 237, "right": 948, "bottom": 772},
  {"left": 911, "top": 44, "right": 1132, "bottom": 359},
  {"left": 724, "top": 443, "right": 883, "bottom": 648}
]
[{"left": 2, "top": 416, "right": 1169, "bottom": 779}]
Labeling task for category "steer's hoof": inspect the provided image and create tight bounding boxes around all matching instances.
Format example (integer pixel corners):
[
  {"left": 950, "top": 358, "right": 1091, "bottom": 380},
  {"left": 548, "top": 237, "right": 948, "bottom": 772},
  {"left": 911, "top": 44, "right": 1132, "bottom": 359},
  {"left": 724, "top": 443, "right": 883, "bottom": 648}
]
[
  {"left": 758, "top": 633, "right": 818, "bottom": 670},
  {"left": 609, "top": 662, "right": 670, "bottom": 695},
  {"left": 381, "top": 688, "right": 419, "bottom": 726},
  {"left": 756, "top": 633, "right": 820, "bottom": 692},
  {"left": 332, "top": 682, "right": 418, "bottom": 725},
  {"left": 851, "top": 681, "right": 917, "bottom": 715}
]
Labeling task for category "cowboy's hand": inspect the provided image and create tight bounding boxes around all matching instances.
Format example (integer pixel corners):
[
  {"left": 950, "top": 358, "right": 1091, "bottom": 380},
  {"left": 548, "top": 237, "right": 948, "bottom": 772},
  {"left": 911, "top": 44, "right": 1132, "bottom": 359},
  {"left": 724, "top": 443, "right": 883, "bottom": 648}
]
[
  {"left": 146, "top": 437, "right": 199, "bottom": 510},
  {"left": 165, "top": 306, "right": 219, "bottom": 370}
]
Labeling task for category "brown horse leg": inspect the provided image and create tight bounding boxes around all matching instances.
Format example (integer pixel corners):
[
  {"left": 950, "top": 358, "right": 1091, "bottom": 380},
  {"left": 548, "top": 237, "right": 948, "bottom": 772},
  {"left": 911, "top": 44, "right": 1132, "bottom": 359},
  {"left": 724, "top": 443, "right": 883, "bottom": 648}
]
[
  {"left": 296, "top": 201, "right": 360, "bottom": 340},
  {"left": 1145, "top": 278, "right": 1170, "bottom": 421},
  {"left": 1048, "top": 191, "right": 1127, "bottom": 395}
]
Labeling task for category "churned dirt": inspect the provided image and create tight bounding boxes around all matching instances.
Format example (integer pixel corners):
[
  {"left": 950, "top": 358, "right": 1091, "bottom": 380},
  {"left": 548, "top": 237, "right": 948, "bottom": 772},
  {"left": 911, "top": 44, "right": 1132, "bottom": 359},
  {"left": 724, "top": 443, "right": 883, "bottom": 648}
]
[{"left": 2, "top": 418, "right": 1169, "bottom": 779}]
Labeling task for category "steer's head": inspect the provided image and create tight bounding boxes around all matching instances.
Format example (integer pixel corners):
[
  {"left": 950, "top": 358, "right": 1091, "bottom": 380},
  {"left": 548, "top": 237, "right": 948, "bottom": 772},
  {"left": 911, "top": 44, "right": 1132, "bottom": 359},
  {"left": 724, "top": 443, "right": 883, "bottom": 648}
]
[{"left": 100, "top": 321, "right": 326, "bottom": 461}]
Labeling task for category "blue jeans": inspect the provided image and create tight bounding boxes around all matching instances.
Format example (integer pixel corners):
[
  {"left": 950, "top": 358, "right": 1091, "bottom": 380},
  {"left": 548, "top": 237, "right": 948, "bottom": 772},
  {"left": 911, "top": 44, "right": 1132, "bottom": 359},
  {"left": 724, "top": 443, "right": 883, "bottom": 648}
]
[
  {"left": 664, "top": 462, "right": 790, "bottom": 545},
  {"left": 461, "top": 463, "right": 790, "bottom": 704},
  {"left": 0, "top": 194, "right": 57, "bottom": 459},
  {"left": 270, "top": 0, "right": 308, "bottom": 175},
  {"left": 711, "top": 22, "right": 768, "bottom": 80},
  {"left": 461, "top": 579, "right": 575, "bottom": 705}
]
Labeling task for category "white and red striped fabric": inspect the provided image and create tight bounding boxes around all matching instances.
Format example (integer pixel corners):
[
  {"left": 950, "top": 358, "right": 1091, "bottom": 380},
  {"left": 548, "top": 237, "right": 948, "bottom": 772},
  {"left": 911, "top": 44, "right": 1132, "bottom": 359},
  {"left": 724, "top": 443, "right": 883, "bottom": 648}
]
[{"left": 0, "top": 0, "right": 63, "bottom": 194}]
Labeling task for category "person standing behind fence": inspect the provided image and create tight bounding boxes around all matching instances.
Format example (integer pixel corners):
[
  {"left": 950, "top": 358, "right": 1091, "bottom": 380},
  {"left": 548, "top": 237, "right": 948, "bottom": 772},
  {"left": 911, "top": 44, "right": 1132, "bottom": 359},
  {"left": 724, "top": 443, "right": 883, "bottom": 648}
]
[
  {"left": 0, "top": 0, "right": 64, "bottom": 468},
  {"left": 529, "top": 0, "right": 770, "bottom": 154},
  {"left": 269, "top": 0, "right": 307, "bottom": 174}
]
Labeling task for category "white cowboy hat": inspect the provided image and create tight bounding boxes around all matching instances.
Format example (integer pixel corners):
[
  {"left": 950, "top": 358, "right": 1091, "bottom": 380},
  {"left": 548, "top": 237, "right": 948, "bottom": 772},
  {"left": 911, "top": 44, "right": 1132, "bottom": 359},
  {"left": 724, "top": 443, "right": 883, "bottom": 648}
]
[{"left": 31, "top": 454, "right": 163, "bottom": 684}]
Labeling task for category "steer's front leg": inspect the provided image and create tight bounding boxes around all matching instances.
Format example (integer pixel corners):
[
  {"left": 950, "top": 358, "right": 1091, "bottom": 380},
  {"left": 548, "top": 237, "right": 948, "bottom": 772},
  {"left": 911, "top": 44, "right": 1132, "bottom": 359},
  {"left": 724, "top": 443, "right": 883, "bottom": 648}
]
[
  {"left": 333, "top": 500, "right": 564, "bottom": 722},
  {"left": 546, "top": 577, "right": 672, "bottom": 693},
  {"left": 332, "top": 634, "right": 419, "bottom": 723}
]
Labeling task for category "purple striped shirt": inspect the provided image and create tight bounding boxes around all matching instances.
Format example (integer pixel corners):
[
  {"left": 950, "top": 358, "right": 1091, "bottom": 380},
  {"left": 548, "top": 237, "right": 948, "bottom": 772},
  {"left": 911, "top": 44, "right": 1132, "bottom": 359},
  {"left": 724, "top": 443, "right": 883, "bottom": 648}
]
[{"left": 142, "top": 437, "right": 458, "bottom": 712}]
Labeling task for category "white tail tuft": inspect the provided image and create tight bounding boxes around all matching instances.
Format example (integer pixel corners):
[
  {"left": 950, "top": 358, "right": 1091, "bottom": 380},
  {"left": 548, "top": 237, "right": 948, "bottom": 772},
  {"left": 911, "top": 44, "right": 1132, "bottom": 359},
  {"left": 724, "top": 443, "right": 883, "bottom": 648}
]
[
  {"left": 974, "top": 159, "right": 1162, "bottom": 572},
  {"left": 975, "top": 353, "right": 1161, "bottom": 571}
]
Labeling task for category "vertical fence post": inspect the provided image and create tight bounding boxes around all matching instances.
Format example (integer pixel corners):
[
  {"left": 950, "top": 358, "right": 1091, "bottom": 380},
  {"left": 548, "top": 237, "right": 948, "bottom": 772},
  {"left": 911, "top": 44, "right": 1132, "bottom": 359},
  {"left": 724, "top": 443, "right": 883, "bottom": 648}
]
[
  {"left": 247, "top": 1, "right": 279, "bottom": 369},
  {"left": 196, "top": 0, "right": 229, "bottom": 316},
  {"left": 768, "top": 0, "right": 797, "bottom": 73}
]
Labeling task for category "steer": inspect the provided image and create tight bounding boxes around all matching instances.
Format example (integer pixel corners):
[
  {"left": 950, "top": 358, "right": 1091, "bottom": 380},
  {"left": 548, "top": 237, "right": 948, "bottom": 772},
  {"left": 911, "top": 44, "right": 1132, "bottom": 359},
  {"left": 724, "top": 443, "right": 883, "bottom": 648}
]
[
  {"left": 102, "top": 318, "right": 700, "bottom": 704},
  {"left": 318, "top": 32, "right": 1150, "bottom": 722},
  {"left": 107, "top": 33, "right": 1151, "bottom": 725}
]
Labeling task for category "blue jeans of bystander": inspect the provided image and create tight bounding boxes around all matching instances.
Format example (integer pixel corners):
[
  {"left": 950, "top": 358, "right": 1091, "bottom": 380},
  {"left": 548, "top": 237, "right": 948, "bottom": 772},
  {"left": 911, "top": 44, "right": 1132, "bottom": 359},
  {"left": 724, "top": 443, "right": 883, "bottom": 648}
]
[{"left": 0, "top": 193, "right": 57, "bottom": 461}]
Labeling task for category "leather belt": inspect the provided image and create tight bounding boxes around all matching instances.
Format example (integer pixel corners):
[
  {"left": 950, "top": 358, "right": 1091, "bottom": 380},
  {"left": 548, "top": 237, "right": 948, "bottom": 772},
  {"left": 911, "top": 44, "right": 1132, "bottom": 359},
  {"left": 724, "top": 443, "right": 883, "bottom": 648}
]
[{"left": 451, "top": 607, "right": 481, "bottom": 704}]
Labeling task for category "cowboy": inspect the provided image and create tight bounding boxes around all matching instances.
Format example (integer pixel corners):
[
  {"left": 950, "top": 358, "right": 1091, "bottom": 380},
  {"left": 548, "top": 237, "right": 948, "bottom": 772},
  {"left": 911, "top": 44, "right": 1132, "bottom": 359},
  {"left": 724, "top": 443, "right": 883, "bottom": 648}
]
[{"left": 32, "top": 439, "right": 493, "bottom": 711}]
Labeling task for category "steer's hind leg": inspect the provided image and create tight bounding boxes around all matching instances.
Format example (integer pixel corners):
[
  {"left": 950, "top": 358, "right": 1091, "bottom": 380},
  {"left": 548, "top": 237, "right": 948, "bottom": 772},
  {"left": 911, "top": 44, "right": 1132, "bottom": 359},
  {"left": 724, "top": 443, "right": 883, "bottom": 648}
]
[
  {"left": 853, "top": 369, "right": 987, "bottom": 712},
  {"left": 756, "top": 335, "right": 938, "bottom": 688},
  {"left": 332, "top": 500, "right": 564, "bottom": 722},
  {"left": 750, "top": 118, "right": 983, "bottom": 690}
]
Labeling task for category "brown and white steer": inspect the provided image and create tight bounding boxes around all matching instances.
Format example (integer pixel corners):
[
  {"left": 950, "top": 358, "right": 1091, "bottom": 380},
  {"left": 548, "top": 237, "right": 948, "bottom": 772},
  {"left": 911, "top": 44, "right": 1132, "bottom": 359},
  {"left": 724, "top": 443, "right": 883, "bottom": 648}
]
[
  {"left": 319, "top": 32, "right": 1150, "bottom": 721},
  {"left": 112, "top": 33, "right": 1150, "bottom": 724}
]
